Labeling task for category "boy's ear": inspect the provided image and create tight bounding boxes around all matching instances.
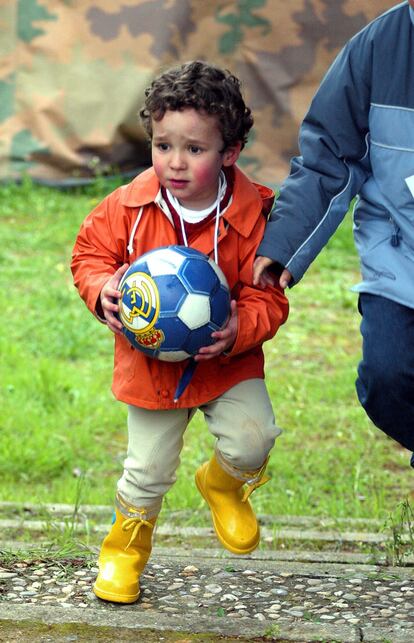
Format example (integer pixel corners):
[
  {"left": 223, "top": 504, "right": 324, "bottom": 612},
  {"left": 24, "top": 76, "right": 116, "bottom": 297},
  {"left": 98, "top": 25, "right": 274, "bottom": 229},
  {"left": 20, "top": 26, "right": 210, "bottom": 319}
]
[{"left": 222, "top": 142, "right": 242, "bottom": 167}]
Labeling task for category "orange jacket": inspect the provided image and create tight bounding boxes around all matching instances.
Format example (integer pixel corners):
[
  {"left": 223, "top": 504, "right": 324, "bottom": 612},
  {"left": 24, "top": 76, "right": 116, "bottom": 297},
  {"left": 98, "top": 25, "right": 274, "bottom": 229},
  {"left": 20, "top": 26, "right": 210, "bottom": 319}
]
[{"left": 71, "top": 166, "right": 288, "bottom": 409}]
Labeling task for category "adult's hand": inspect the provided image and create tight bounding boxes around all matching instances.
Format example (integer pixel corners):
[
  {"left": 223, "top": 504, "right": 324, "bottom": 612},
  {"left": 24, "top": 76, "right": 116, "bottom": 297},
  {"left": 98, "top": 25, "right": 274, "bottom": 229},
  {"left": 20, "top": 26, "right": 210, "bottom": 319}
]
[
  {"left": 253, "top": 256, "right": 274, "bottom": 287},
  {"left": 253, "top": 256, "right": 292, "bottom": 290},
  {"left": 279, "top": 268, "right": 292, "bottom": 289}
]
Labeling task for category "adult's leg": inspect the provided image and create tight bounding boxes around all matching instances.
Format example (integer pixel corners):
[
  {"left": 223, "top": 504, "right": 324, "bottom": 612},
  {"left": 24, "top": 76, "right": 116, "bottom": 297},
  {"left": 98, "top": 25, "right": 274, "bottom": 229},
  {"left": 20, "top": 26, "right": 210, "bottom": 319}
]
[{"left": 356, "top": 293, "right": 414, "bottom": 454}]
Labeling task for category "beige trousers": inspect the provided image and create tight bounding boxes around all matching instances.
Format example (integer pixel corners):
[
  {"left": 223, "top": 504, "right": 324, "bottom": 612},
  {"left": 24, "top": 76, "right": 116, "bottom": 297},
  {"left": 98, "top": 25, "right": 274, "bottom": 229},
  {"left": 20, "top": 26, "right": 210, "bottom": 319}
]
[{"left": 117, "top": 378, "right": 281, "bottom": 517}]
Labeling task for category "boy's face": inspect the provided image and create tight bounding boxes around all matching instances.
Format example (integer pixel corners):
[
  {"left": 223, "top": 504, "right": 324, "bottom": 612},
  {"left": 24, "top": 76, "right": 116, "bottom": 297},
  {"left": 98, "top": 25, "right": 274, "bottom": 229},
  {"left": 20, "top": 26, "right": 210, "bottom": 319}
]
[{"left": 151, "top": 108, "right": 240, "bottom": 210}]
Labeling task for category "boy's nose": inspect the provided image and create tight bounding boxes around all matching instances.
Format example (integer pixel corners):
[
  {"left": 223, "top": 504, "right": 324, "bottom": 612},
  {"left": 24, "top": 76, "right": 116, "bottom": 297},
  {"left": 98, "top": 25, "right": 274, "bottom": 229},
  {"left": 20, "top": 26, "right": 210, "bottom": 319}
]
[{"left": 169, "top": 150, "right": 186, "bottom": 169}]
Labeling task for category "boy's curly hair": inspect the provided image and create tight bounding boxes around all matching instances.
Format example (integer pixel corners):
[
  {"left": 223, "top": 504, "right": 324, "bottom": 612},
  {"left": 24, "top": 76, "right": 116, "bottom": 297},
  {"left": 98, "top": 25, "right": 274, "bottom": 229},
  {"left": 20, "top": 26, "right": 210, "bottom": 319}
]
[{"left": 140, "top": 60, "right": 253, "bottom": 150}]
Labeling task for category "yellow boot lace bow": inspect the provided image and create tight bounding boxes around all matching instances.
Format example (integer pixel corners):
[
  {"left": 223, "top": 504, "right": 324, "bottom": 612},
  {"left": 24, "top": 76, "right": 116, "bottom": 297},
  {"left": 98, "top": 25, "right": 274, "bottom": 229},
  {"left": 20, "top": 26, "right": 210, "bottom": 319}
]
[
  {"left": 242, "top": 473, "right": 271, "bottom": 502},
  {"left": 241, "top": 458, "right": 271, "bottom": 503},
  {"left": 122, "top": 513, "right": 154, "bottom": 550}
]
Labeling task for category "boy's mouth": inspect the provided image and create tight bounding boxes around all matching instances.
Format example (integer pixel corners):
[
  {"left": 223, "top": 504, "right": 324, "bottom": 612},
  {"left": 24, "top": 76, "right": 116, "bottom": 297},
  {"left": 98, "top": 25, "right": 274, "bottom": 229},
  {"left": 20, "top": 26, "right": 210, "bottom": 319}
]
[{"left": 169, "top": 179, "right": 189, "bottom": 189}]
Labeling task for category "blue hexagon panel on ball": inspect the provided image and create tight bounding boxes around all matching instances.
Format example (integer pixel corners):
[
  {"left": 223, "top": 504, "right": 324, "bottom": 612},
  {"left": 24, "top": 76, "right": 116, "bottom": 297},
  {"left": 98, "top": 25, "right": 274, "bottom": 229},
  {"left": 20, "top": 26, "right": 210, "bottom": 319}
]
[{"left": 118, "top": 245, "right": 231, "bottom": 361}]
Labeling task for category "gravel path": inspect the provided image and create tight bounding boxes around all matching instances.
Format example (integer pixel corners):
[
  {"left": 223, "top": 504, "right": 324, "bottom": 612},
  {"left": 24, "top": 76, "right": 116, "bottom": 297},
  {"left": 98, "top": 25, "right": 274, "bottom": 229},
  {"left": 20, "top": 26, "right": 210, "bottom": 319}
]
[{"left": 0, "top": 547, "right": 413, "bottom": 642}]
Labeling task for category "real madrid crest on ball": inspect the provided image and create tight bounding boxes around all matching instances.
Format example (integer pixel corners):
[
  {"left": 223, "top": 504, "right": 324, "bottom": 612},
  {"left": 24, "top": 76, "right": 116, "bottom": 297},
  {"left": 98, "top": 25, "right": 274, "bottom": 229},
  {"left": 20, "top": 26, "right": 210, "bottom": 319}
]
[{"left": 117, "top": 245, "right": 231, "bottom": 362}]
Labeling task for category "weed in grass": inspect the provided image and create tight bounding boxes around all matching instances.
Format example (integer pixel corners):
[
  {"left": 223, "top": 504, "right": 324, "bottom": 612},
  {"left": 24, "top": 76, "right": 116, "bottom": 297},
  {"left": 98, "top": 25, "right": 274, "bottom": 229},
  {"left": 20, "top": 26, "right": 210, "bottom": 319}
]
[
  {"left": 41, "top": 473, "right": 93, "bottom": 554},
  {"left": 263, "top": 624, "right": 280, "bottom": 640},
  {"left": 382, "top": 498, "right": 414, "bottom": 566},
  {"left": 302, "top": 611, "right": 321, "bottom": 623}
]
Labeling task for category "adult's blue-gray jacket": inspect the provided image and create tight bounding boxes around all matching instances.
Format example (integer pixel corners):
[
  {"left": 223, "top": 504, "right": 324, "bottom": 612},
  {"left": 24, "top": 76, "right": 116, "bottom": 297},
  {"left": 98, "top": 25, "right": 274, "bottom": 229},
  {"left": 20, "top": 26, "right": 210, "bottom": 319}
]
[{"left": 258, "top": 1, "right": 414, "bottom": 309}]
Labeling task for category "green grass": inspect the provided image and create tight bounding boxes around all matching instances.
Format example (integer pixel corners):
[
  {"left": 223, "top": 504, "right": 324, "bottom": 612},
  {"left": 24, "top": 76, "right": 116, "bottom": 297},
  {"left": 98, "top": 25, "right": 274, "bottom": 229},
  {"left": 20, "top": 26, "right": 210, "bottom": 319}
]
[{"left": 0, "top": 177, "right": 412, "bottom": 525}]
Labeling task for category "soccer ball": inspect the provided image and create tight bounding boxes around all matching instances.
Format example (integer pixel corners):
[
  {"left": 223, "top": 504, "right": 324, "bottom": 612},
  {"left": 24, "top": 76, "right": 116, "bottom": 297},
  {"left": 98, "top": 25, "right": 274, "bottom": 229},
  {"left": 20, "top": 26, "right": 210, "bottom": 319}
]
[{"left": 118, "top": 245, "right": 231, "bottom": 361}]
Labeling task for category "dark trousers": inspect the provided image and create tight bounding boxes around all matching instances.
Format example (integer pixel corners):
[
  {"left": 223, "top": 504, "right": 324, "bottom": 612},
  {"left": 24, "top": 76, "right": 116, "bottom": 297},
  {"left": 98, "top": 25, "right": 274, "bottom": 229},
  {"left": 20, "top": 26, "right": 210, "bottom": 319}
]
[{"left": 356, "top": 293, "right": 414, "bottom": 461}]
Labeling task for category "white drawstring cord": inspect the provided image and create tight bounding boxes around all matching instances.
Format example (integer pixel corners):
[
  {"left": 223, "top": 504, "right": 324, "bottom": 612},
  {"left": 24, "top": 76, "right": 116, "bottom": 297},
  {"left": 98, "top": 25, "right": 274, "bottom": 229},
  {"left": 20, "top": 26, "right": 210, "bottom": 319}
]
[
  {"left": 178, "top": 206, "right": 189, "bottom": 248},
  {"left": 169, "top": 172, "right": 225, "bottom": 265},
  {"left": 127, "top": 174, "right": 225, "bottom": 262},
  {"left": 213, "top": 192, "right": 221, "bottom": 264},
  {"left": 127, "top": 206, "right": 144, "bottom": 255},
  {"left": 212, "top": 172, "right": 226, "bottom": 264}
]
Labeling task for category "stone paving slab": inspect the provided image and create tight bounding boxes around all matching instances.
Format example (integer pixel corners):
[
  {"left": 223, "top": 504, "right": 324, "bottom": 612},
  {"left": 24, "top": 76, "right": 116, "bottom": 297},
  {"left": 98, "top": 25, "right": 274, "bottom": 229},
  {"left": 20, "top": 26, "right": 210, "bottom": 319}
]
[
  {"left": 0, "top": 603, "right": 361, "bottom": 642},
  {"left": 0, "top": 541, "right": 394, "bottom": 565},
  {"left": 0, "top": 502, "right": 383, "bottom": 525},
  {"left": 0, "top": 518, "right": 393, "bottom": 546},
  {"left": 0, "top": 546, "right": 413, "bottom": 642}
]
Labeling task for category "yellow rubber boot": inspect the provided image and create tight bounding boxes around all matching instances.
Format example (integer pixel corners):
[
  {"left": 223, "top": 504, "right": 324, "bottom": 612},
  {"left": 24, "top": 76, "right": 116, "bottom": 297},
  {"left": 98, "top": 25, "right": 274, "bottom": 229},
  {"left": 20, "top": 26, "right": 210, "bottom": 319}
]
[
  {"left": 93, "top": 501, "right": 157, "bottom": 604},
  {"left": 195, "top": 452, "right": 270, "bottom": 555}
]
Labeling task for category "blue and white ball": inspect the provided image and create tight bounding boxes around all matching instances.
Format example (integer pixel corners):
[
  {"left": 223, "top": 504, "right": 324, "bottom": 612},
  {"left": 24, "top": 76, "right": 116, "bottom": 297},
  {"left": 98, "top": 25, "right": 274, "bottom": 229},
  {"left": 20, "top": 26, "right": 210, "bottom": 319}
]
[{"left": 118, "top": 245, "right": 231, "bottom": 361}]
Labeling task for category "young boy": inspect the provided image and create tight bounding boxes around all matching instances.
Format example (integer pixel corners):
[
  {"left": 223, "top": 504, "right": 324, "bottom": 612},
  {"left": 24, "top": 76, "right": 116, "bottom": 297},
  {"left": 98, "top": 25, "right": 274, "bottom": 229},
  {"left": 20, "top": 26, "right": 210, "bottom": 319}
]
[{"left": 71, "top": 60, "right": 288, "bottom": 604}]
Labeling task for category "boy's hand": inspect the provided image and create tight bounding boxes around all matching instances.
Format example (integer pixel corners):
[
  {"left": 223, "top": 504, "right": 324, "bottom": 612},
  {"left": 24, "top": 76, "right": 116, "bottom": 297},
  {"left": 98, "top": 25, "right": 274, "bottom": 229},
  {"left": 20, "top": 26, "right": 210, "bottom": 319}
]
[
  {"left": 194, "top": 300, "right": 238, "bottom": 361},
  {"left": 100, "top": 263, "right": 129, "bottom": 335},
  {"left": 253, "top": 256, "right": 292, "bottom": 289}
]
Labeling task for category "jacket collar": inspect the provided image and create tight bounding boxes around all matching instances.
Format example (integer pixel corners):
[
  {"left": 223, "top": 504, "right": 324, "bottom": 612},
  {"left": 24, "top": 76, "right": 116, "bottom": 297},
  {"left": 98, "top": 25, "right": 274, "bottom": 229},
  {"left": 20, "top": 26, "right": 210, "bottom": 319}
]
[
  {"left": 120, "top": 167, "right": 160, "bottom": 207},
  {"left": 120, "top": 165, "right": 274, "bottom": 238}
]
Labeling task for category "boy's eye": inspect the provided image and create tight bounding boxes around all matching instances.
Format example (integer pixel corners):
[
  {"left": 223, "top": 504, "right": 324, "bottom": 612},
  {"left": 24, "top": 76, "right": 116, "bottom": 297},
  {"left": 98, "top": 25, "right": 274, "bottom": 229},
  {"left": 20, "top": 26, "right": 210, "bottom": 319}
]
[
  {"left": 156, "top": 143, "right": 169, "bottom": 151},
  {"left": 189, "top": 145, "right": 202, "bottom": 154}
]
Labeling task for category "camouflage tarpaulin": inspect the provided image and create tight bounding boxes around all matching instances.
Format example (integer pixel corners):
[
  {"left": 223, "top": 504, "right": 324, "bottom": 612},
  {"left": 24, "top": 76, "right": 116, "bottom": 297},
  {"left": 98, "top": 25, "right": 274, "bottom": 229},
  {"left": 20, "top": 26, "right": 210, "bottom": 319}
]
[{"left": 0, "top": 0, "right": 393, "bottom": 186}]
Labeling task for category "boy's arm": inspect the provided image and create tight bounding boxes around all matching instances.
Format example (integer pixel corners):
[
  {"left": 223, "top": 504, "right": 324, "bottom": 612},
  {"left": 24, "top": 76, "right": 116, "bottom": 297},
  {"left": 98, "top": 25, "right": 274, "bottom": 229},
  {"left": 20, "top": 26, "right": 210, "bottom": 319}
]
[
  {"left": 197, "top": 219, "right": 289, "bottom": 361},
  {"left": 71, "top": 191, "right": 127, "bottom": 319},
  {"left": 226, "top": 272, "right": 288, "bottom": 358}
]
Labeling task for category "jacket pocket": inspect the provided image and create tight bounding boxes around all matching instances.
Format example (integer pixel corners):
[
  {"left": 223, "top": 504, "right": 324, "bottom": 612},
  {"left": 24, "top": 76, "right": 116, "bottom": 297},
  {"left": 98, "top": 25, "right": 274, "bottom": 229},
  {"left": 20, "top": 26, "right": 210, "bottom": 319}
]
[
  {"left": 115, "top": 341, "right": 140, "bottom": 383},
  {"left": 369, "top": 103, "right": 414, "bottom": 218}
]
